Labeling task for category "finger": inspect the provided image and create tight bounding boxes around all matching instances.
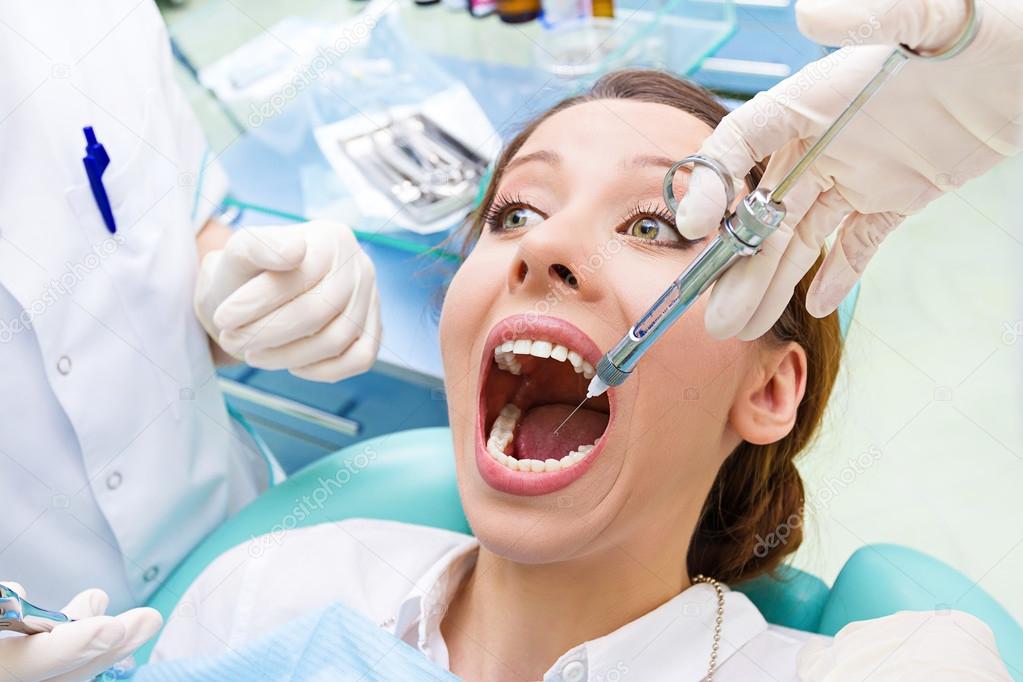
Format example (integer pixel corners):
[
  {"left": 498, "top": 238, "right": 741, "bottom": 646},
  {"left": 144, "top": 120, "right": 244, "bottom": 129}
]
[
  {"left": 0, "top": 617, "right": 126, "bottom": 681},
  {"left": 212, "top": 238, "right": 341, "bottom": 333},
  {"left": 737, "top": 187, "right": 853, "bottom": 339},
  {"left": 806, "top": 209, "right": 903, "bottom": 317},
  {"left": 219, "top": 252, "right": 368, "bottom": 355},
  {"left": 675, "top": 77, "right": 837, "bottom": 240},
  {"left": 46, "top": 608, "right": 163, "bottom": 682},
  {"left": 61, "top": 588, "right": 109, "bottom": 619},
  {"left": 703, "top": 228, "right": 789, "bottom": 339},
  {"left": 201, "top": 228, "right": 308, "bottom": 330},
  {"left": 221, "top": 226, "right": 307, "bottom": 276},
  {"left": 701, "top": 153, "right": 824, "bottom": 339},
  {"left": 794, "top": 0, "right": 968, "bottom": 53},
  {"left": 0, "top": 581, "right": 26, "bottom": 598},
  {"left": 244, "top": 253, "right": 376, "bottom": 369},
  {"left": 290, "top": 287, "right": 382, "bottom": 383},
  {"left": 675, "top": 165, "right": 740, "bottom": 240}
]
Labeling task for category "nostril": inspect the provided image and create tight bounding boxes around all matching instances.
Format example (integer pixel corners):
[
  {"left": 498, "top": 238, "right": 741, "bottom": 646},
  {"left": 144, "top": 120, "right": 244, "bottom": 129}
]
[
  {"left": 517, "top": 261, "right": 529, "bottom": 282},
  {"left": 550, "top": 264, "right": 578, "bottom": 289}
]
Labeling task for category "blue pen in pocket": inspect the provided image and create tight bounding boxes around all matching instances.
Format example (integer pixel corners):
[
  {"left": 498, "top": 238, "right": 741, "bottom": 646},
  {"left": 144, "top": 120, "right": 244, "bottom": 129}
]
[{"left": 82, "top": 126, "right": 117, "bottom": 234}]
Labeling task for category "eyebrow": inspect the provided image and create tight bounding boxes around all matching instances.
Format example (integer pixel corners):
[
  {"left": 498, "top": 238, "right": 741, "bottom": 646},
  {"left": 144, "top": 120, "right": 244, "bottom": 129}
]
[
  {"left": 619, "top": 153, "right": 681, "bottom": 172},
  {"left": 504, "top": 149, "right": 687, "bottom": 175},
  {"left": 504, "top": 150, "right": 561, "bottom": 174}
]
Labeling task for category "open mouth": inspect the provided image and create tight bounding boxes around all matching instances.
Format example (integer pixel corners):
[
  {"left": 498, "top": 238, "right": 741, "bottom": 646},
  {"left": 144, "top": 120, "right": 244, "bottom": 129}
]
[{"left": 476, "top": 316, "right": 612, "bottom": 495}]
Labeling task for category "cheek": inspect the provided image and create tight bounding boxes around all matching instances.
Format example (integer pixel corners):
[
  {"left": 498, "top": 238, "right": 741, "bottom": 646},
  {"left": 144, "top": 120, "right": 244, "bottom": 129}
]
[
  {"left": 439, "top": 249, "right": 505, "bottom": 430},
  {"left": 645, "top": 305, "right": 745, "bottom": 414},
  {"left": 601, "top": 248, "right": 749, "bottom": 414},
  {"left": 618, "top": 284, "right": 749, "bottom": 463}
]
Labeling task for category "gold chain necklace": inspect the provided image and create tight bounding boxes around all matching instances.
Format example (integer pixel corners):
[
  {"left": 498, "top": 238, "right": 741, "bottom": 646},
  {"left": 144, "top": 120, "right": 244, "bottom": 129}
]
[{"left": 690, "top": 575, "right": 725, "bottom": 682}]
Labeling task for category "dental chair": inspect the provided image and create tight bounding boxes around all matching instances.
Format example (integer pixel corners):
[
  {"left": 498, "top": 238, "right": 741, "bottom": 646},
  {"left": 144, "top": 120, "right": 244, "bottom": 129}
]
[{"left": 137, "top": 427, "right": 1023, "bottom": 677}]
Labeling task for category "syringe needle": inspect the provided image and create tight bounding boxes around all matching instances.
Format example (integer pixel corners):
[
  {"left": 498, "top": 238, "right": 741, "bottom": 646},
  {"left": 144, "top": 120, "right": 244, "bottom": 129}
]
[{"left": 553, "top": 396, "right": 588, "bottom": 435}]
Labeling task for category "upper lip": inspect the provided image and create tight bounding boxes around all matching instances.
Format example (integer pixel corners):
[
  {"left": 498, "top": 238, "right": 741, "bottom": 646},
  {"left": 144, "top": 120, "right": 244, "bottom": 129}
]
[{"left": 482, "top": 315, "right": 605, "bottom": 368}]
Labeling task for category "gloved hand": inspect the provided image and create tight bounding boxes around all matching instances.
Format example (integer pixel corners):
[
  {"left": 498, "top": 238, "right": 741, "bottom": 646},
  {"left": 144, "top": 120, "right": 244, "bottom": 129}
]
[
  {"left": 195, "top": 220, "right": 382, "bottom": 382},
  {"left": 675, "top": 0, "right": 1022, "bottom": 340},
  {"left": 796, "top": 610, "right": 1012, "bottom": 680},
  {"left": 0, "top": 582, "right": 162, "bottom": 682}
]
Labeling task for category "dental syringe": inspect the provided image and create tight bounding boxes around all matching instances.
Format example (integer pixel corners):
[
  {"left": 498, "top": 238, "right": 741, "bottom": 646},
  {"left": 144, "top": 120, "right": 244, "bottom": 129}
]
[
  {"left": 585, "top": 180, "right": 784, "bottom": 401},
  {"left": 552, "top": 7, "right": 981, "bottom": 434}
]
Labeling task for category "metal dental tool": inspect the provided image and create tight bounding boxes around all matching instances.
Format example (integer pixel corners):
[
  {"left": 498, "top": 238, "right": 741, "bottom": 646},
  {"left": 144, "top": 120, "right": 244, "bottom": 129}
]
[
  {"left": 552, "top": 3, "right": 981, "bottom": 433},
  {"left": 342, "top": 111, "right": 489, "bottom": 225},
  {"left": 0, "top": 584, "right": 71, "bottom": 635}
]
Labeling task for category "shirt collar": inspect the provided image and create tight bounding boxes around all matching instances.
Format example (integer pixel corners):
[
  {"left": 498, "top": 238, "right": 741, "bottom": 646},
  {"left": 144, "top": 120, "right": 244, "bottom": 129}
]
[
  {"left": 545, "top": 583, "right": 769, "bottom": 682},
  {"left": 390, "top": 541, "right": 769, "bottom": 682},
  {"left": 392, "top": 536, "right": 480, "bottom": 651}
]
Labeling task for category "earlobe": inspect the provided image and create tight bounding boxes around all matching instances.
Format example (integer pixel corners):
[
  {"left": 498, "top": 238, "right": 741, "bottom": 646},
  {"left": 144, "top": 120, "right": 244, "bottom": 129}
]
[{"left": 731, "top": 343, "right": 808, "bottom": 446}]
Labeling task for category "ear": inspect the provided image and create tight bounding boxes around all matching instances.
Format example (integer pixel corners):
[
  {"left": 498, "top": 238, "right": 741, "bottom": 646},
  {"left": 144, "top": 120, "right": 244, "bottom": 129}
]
[{"left": 730, "top": 342, "right": 808, "bottom": 446}]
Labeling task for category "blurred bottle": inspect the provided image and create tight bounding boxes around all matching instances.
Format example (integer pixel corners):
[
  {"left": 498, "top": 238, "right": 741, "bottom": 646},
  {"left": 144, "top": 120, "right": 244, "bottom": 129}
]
[
  {"left": 591, "top": 0, "right": 613, "bottom": 17},
  {"left": 470, "top": 0, "right": 497, "bottom": 16},
  {"left": 539, "top": 0, "right": 590, "bottom": 27},
  {"left": 497, "top": 0, "right": 540, "bottom": 23}
]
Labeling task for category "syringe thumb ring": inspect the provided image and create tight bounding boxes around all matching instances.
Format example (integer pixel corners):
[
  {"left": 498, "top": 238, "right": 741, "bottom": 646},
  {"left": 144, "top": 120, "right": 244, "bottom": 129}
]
[{"left": 723, "top": 189, "right": 786, "bottom": 255}]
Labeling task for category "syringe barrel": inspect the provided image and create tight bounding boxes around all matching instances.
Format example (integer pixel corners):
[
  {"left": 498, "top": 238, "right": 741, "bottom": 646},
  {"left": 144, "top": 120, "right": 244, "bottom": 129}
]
[{"left": 594, "top": 190, "right": 785, "bottom": 388}]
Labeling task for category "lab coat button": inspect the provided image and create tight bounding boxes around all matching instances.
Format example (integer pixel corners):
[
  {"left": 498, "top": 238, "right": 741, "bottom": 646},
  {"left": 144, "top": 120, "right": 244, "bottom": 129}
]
[
  {"left": 106, "top": 472, "right": 122, "bottom": 490},
  {"left": 143, "top": 566, "right": 159, "bottom": 583},
  {"left": 56, "top": 356, "right": 72, "bottom": 375},
  {"left": 561, "top": 660, "right": 586, "bottom": 681}
]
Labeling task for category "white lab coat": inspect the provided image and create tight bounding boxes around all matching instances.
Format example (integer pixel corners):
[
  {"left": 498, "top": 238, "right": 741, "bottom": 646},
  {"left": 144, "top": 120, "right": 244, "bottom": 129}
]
[{"left": 0, "top": 1, "right": 267, "bottom": 613}]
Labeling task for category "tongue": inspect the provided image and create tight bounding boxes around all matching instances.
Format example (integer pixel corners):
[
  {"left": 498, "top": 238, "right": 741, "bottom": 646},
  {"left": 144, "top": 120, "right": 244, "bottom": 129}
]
[{"left": 513, "top": 404, "right": 607, "bottom": 462}]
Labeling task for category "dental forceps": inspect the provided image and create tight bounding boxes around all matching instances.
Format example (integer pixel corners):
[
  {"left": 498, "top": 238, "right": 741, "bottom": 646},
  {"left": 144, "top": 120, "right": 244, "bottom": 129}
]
[
  {"left": 552, "top": 0, "right": 981, "bottom": 429},
  {"left": 0, "top": 583, "right": 71, "bottom": 635}
]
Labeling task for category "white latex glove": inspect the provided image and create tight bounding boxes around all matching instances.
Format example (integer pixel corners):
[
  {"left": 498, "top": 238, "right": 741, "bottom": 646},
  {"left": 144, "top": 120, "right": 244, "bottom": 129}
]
[
  {"left": 0, "top": 582, "right": 162, "bottom": 682},
  {"left": 676, "top": 0, "right": 1023, "bottom": 340},
  {"left": 797, "top": 610, "right": 1012, "bottom": 680},
  {"left": 195, "top": 220, "right": 382, "bottom": 382}
]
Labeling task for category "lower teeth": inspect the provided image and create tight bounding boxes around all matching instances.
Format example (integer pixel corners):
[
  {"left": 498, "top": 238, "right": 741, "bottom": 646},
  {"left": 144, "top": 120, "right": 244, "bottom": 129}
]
[{"left": 486, "top": 403, "right": 598, "bottom": 473}]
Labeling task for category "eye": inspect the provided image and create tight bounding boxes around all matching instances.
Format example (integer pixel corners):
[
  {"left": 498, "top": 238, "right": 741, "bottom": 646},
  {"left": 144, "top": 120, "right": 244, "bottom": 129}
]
[
  {"left": 623, "top": 214, "right": 680, "bottom": 244},
  {"left": 483, "top": 193, "right": 546, "bottom": 232},
  {"left": 500, "top": 206, "right": 544, "bottom": 230}
]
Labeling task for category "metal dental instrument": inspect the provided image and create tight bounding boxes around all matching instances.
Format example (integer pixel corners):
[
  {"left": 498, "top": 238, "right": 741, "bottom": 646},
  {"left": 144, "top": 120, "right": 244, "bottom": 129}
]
[
  {"left": 555, "top": 3, "right": 982, "bottom": 428},
  {"left": 0, "top": 584, "right": 71, "bottom": 635}
]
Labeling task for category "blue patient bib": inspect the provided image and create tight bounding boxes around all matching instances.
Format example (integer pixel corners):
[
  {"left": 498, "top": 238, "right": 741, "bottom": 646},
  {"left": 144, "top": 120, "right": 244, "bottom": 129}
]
[{"left": 125, "top": 602, "right": 461, "bottom": 681}]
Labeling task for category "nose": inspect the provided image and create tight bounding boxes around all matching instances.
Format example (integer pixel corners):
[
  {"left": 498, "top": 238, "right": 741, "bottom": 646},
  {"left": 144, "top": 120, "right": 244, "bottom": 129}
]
[{"left": 506, "top": 218, "right": 603, "bottom": 303}]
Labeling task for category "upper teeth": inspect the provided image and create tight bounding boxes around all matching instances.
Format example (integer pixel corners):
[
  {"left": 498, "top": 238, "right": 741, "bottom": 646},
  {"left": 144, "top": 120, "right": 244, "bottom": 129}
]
[
  {"left": 494, "top": 339, "right": 594, "bottom": 379},
  {"left": 486, "top": 403, "right": 598, "bottom": 473}
]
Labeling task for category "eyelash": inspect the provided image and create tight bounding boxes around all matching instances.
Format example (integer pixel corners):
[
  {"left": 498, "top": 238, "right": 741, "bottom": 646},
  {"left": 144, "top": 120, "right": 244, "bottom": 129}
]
[
  {"left": 481, "top": 191, "right": 530, "bottom": 230},
  {"left": 621, "top": 203, "right": 678, "bottom": 232},
  {"left": 482, "top": 194, "right": 692, "bottom": 248}
]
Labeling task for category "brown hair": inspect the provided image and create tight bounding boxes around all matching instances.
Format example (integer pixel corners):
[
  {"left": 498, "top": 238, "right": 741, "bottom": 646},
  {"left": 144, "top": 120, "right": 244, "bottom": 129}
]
[{"left": 457, "top": 69, "right": 842, "bottom": 584}]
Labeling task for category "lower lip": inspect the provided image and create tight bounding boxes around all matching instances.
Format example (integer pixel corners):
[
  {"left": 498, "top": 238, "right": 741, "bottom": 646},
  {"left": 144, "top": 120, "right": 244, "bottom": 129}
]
[{"left": 474, "top": 408, "right": 608, "bottom": 496}]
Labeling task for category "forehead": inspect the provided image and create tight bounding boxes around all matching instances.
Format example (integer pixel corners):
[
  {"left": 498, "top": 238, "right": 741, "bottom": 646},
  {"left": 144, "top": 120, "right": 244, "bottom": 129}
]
[{"left": 517, "top": 99, "right": 715, "bottom": 164}]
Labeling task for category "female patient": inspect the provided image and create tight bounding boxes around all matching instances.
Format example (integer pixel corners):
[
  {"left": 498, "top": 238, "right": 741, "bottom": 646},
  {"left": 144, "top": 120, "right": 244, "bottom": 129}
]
[{"left": 152, "top": 70, "right": 1009, "bottom": 680}]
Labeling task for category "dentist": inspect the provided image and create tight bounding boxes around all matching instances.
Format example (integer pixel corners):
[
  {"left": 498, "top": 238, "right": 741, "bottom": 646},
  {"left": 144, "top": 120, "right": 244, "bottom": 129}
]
[{"left": 0, "top": 2, "right": 379, "bottom": 680}]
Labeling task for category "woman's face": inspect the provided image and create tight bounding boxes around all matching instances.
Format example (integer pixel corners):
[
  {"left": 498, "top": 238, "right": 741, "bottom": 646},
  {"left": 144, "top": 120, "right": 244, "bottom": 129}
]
[{"left": 439, "top": 99, "right": 800, "bottom": 568}]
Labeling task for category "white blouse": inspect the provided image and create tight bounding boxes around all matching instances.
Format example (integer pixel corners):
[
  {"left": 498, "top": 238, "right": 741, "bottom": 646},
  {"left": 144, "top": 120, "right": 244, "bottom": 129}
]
[{"left": 151, "top": 519, "right": 1011, "bottom": 681}]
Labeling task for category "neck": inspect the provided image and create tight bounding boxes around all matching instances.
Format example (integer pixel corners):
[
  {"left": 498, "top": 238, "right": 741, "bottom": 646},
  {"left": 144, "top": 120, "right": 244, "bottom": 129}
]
[{"left": 441, "top": 526, "right": 691, "bottom": 682}]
